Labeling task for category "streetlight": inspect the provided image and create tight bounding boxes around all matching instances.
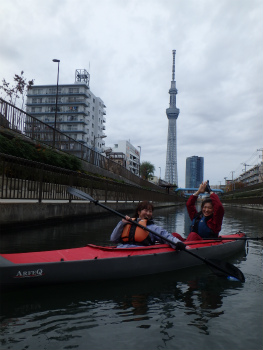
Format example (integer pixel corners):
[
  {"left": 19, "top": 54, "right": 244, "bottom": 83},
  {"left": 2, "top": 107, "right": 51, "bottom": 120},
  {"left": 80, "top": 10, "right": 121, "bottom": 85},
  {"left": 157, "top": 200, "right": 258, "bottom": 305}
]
[
  {"left": 52, "top": 59, "right": 60, "bottom": 148},
  {"left": 137, "top": 146, "right": 141, "bottom": 176},
  {"left": 231, "top": 171, "right": 235, "bottom": 191},
  {"left": 159, "top": 167, "right": 161, "bottom": 179}
]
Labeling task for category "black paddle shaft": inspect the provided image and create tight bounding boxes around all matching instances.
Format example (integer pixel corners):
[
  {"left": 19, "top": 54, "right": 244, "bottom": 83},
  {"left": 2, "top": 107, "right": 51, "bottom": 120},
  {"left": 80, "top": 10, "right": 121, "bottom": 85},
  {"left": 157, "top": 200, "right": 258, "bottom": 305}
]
[
  {"left": 203, "top": 236, "right": 263, "bottom": 241},
  {"left": 67, "top": 187, "right": 245, "bottom": 282},
  {"left": 67, "top": 187, "right": 176, "bottom": 246}
]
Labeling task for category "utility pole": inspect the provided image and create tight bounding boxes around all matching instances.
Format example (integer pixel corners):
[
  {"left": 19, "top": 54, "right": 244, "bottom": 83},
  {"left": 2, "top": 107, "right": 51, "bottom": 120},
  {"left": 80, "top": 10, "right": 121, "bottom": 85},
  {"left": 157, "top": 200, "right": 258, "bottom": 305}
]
[
  {"left": 137, "top": 146, "right": 141, "bottom": 176},
  {"left": 241, "top": 163, "right": 252, "bottom": 172},
  {"left": 257, "top": 148, "right": 263, "bottom": 161},
  {"left": 224, "top": 177, "right": 227, "bottom": 191},
  {"left": 52, "top": 59, "right": 60, "bottom": 148}
]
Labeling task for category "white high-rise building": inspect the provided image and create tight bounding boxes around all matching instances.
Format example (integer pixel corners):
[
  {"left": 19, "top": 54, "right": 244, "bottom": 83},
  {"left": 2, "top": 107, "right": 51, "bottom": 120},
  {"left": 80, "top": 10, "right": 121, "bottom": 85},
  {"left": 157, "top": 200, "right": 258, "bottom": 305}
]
[
  {"left": 26, "top": 69, "right": 106, "bottom": 152},
  {"left": 110, "top": 140, "right": 140, "bottom": 175}
]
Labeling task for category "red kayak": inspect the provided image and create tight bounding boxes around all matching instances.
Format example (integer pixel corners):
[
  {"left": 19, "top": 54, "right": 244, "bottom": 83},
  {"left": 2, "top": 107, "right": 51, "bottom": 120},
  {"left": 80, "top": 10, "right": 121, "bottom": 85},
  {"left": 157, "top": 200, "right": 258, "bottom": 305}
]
[{"left": 0, "top": 232, "right": 246, "bottom": 289}]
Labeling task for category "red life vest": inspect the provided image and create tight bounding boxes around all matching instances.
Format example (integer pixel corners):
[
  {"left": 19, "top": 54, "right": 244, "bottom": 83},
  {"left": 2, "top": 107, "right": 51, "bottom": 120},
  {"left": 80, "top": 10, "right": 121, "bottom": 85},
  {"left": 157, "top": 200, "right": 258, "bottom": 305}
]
[{"left": 121, "top": 219, "right": 154, "bottom": 246}]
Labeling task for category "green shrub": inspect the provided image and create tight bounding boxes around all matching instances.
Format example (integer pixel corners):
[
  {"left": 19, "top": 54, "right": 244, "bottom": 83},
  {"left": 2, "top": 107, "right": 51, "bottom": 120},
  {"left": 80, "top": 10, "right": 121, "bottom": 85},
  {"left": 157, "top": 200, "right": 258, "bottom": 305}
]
[{"left": 0, "top": 134, "right": 82, "bottom": 171}]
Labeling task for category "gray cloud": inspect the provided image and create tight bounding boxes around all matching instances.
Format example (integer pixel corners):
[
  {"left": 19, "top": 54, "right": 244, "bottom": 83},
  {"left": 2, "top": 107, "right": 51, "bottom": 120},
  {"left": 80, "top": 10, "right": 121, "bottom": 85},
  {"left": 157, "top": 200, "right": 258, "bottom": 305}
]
[{"left": 0, "top": 0, "right": 262, "bottom": 187}]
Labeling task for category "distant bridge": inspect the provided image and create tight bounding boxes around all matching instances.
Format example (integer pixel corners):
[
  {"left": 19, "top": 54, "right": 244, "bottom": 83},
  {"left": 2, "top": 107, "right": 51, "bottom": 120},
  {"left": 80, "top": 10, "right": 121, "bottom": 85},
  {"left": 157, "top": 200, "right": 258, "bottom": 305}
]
[{"left": 174, "top": 187, "right": 224, "bottom": 194}]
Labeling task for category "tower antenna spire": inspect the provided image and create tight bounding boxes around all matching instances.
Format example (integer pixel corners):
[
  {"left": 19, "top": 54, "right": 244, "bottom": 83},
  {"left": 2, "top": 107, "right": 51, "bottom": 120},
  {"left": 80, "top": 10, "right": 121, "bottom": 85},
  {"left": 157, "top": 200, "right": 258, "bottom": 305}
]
[{"left": 172, "top": 50, "right": 176, "bottom": 81}]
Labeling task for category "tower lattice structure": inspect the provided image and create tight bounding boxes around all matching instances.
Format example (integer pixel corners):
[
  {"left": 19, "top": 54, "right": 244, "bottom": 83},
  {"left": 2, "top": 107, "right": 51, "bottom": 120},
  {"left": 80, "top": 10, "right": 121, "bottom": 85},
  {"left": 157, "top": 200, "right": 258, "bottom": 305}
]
[{"left": 165, "top": 50, "right": 180, "bottom": 185}]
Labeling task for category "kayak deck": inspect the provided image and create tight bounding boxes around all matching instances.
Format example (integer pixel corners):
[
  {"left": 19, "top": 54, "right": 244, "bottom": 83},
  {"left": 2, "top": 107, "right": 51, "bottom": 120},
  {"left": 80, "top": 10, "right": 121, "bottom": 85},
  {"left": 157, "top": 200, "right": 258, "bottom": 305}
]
[
  {"left": 0, "top": 233, "right": 246, "bottom": 264},
  {"left": 0, "top": 233, "right": 246, "bottom": 289}
]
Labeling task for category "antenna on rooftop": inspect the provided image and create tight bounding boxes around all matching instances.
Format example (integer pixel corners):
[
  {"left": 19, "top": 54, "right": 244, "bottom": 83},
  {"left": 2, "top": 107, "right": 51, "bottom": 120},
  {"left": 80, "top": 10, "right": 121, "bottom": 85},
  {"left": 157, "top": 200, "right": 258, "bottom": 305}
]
[{"left": 172, "top": 50, "right": 176, "bottom": 81}]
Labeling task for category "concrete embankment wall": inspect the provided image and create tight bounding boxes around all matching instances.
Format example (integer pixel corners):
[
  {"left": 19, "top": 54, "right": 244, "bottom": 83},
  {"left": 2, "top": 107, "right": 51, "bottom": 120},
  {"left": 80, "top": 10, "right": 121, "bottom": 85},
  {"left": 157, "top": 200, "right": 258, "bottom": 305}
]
[
  {"left": 223, "top": 203, "right": 263, "bottom": 211},
  {"left": 0, "top": 200, "right": 183, "bottom": 229}
]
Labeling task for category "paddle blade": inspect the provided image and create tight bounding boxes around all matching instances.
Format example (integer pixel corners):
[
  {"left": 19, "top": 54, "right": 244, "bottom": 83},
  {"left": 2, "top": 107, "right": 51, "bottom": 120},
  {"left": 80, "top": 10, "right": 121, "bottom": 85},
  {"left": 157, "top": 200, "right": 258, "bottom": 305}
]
[
  {"left": 67, "top": 187, "right": 95, "bottom": 202},
  {"left": 208, "top": 259, "right": 245, "bottom": 282}
]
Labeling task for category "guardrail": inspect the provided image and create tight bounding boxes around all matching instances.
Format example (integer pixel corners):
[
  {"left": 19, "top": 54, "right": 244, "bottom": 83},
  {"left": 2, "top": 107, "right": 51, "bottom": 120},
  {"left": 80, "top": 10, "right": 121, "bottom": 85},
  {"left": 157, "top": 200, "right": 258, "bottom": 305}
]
[
  {"left": 0, "top": 153, "right": 185, "bottom": 204},
  {"left": 0, "top": 98, "right": 148, "bottom": 188}
]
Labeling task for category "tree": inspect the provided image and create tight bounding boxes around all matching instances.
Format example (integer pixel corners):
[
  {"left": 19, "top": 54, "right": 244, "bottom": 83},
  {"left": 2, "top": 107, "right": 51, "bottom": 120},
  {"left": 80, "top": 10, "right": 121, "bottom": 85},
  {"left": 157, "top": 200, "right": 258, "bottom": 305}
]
[
  {"left": 0, "top": 71, "right": 34, "bottom": 110},
  {"left": 140, "top": 161, "right": 155, "bottom": 181}
]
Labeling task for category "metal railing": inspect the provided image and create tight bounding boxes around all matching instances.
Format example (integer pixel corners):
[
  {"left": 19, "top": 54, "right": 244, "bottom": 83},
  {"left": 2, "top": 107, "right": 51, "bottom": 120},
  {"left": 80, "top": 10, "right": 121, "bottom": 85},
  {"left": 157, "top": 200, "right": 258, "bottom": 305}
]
[
  {"left": 0, "top": 153, "right": 185, "bottom": 204},
  {"left": 0, "top": 98, "right": 155, "bottom": 188}
]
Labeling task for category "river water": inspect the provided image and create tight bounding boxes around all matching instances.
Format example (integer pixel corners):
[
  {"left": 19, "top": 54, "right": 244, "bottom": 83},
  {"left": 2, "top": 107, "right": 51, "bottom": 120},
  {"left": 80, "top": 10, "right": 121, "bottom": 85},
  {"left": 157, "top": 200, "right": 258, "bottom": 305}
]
[{"left": 0, "top": 204, "right": 263, "bottom": 350}]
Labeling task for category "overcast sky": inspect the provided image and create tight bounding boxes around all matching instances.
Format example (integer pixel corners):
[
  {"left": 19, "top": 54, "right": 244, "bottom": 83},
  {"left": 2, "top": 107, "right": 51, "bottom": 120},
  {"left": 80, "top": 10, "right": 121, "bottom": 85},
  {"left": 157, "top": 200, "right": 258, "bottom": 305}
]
[{"left": 1, "top": 0, "right": 262, "bottom": 187}]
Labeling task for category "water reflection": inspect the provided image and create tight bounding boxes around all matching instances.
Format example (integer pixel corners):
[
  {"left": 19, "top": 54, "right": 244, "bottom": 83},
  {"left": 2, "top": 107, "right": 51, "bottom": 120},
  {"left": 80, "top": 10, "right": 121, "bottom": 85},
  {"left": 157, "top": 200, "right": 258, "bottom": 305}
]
[
  {"left": 1, "top": 261, "right": 246, "bottom": 347},
  {"left": 0, "top": 205, "right": 262, "bottom": 350}
]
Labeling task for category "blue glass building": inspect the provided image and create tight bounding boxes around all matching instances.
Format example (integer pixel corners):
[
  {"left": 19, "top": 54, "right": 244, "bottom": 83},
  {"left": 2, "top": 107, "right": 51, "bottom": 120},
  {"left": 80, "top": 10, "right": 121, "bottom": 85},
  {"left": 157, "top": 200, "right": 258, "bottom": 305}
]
[{"left": 185, "top": 156, "right": 204, "bottom": 188}]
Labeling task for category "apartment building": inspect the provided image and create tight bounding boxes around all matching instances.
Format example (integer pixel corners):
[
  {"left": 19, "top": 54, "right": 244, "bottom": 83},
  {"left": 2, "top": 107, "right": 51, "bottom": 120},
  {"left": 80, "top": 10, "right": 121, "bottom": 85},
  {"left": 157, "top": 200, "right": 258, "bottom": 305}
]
[
  {"left": 109, "top": 140, "right": 140, "bottom": 175},
  {"left": 26, "top": 69, "right": 106, "bottom": 152},
  {"left": 238, "top": 163, "right": 263, "bottom": 185}
]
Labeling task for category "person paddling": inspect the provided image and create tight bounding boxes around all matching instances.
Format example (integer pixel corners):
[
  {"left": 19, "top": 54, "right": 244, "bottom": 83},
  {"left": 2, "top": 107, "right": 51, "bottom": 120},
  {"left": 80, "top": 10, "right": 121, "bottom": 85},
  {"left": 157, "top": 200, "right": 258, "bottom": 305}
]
[
  {"left": 110, "top": 200, "right": 186, "bottom": 250},
  {"left": 186, "top": 181, "right": 224, "bottom": 241}
]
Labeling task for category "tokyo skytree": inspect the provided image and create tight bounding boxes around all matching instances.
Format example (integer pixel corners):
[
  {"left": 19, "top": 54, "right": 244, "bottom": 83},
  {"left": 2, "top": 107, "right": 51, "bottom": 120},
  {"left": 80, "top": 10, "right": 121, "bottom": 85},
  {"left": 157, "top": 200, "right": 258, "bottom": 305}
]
[{"left": 165, "top": 50, "right": 180, "bottom": 185}]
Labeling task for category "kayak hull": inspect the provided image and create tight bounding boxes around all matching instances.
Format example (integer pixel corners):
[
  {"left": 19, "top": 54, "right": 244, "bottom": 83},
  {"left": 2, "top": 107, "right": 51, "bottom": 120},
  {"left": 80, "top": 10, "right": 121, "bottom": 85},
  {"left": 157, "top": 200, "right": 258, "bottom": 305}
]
[{"left": 0, "top": 233, "right": 246, "bottom": 289}]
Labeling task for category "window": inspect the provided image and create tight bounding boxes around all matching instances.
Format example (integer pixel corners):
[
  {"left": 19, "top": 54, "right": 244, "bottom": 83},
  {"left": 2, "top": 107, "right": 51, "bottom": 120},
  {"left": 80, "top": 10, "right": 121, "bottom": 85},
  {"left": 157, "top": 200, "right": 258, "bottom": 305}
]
[
  {"left": 50, "top": 106, "right": 61, "bottom": 112},
  {"left": 69, "top": 88, "right": 79, "bottom": 94},
  {"left": 68, "top": 116, "right": 78, "bottom": 121},
  {"left": 31, "top": 107, "right": 42, "bottom": 112},
  {"left": 32, "top": 98, "right": 42, "bottom": 103},
  {"left": 34, "top": 89, "right": 43, "bottom": 95},
  {"left": 68, "top": 106, "right": 78, "bottom": 112}
]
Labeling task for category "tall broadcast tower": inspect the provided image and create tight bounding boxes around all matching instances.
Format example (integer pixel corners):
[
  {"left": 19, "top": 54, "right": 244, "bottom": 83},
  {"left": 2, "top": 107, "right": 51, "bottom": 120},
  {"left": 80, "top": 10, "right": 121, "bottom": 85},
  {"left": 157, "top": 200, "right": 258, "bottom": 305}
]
[{"left": 165, "top": 50, "right": 180, "bottom": 185}]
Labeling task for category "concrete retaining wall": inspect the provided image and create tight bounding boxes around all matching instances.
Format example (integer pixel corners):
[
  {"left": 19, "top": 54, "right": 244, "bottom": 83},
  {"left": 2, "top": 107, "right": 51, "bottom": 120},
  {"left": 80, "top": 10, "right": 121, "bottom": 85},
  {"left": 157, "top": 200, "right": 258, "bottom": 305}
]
[{"left": 0, "top": 200, "right": 183, "bottom": 228}]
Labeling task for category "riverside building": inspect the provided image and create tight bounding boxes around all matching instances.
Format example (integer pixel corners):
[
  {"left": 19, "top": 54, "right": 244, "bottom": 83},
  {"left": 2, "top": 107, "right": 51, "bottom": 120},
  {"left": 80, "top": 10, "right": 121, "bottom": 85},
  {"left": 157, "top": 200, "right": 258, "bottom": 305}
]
[
  {"left": 185, "top": 156, "right": 204, "bottom": 188},
  {"left": 26, "top": 69, "right": 107, "bottom": 153},
  {"left": 108, "top": 140, "right": 140, "bottom": 176}
]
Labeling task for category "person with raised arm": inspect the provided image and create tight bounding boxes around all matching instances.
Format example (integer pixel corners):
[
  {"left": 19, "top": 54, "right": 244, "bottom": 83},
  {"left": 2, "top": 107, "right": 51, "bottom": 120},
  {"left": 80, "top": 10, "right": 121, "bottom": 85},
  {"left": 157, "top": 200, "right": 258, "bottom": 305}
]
[{"left": 186, "top": 181, "right": 224, "bottom": 241}]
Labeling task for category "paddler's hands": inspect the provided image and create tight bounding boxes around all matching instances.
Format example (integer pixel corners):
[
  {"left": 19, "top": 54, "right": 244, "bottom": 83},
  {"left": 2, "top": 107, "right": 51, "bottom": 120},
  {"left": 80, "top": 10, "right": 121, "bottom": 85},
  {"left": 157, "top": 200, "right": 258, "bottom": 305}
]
[
  {"left": 193, "top": 182, "right": 207, "bottom": 196},
  {"left": 122, "top": 215, "right": 131, "bottom": 223},
  {"left": 175, "top": 242, "right": 186, "bottom": 251}
]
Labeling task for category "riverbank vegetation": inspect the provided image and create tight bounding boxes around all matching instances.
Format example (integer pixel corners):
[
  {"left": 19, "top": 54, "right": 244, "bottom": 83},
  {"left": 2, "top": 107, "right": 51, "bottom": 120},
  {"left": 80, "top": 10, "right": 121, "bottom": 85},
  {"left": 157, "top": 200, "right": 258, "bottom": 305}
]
[{"left": 0, "top": 133, "right": 81, "bottom": 171}]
